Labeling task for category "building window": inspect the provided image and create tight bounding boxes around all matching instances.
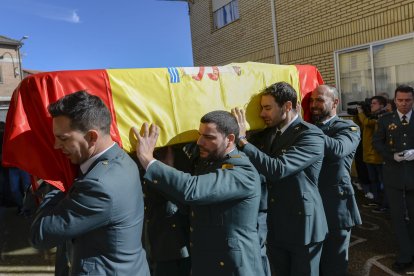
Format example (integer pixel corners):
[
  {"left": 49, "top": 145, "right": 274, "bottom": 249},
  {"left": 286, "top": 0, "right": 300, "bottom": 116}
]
[
  {"left": 212, "top": 0, "right": 239, "bottom": 30},
  {"left": 335, "top": 34, "right": 414, "bottom": 111}
]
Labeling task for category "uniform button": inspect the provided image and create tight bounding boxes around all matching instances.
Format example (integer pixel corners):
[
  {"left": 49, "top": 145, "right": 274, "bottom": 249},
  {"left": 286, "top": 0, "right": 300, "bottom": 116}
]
[
  {"left": 153, "top": 180, "right": 158, "bottom": 184},
  {"left": 172, "top": 224, "right": 176, "bottom": 228},
  {"left": 404, "top": 134, "right": 407, "bottom": 137},
  {"left": 191, "top": 211, "right": 195, "bottom": 217},
  {"left": 403, "top": 143, "right": 406, "bottom": 145},
  {"left": 190, "top": 227, "right": 193, "bottom": 232},
  {"left": 340, "top": 191, "right": 344, "bottom": 196},
  {"left": 270, "top": 198, "right": 275, "bottom": 203},
  {"left": 298, "top": 211, "right": 302, "bottom": 215},
  {"left": 144, "top": 206, "right": 147, "bottom": 210},
  {"left": 219, "top": 261, "right": 224, "bottom": 267},
  {"left": 190, "top": 242, "right": 193, "bottom": 247}
]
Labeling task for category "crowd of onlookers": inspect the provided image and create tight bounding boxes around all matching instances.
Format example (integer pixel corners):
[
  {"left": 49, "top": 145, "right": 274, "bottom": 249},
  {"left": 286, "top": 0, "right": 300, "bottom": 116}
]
[{"left": 353, "top": 94, "right": 393, "bottom": 213}]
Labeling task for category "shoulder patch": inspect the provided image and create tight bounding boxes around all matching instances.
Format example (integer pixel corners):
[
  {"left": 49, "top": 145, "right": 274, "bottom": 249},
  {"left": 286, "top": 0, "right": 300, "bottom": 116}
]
[
  {"left": 298, "top": 121, "right": 311, "bottom": 130},
  {"left": 221, "top": 163, "right": 234, "bottom": 169}
]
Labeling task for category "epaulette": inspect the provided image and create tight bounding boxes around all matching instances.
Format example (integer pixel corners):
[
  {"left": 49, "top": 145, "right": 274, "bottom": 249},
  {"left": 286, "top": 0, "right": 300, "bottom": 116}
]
[
  {"left": 221, "top": 163, "right": 234, "bottom": 169},
  {"left": 380, "top": 112, "right": 393, "bottom": 118},
  {"left": 350, "top": 126, "right": 358, "bottom": 132},
  {"left": 294, "top": 124, "right": 308, "bottom": 132},
  {"left": 86, "top": 159, "right": 111, "bottom": 179},
  {"left": 229, "top": 154, "right": 242, "bottom": 158}
]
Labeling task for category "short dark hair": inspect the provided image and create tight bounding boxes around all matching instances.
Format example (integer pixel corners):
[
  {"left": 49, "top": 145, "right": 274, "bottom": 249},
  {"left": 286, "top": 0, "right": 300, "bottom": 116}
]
[
  {"left": 394, "top": 84, "right": 414, "bottom": 98},
  {"left": 261, "top": 81, "right": 298, "bottom": 109},
  {"left": 48, "top": 90, "right": 111, "bottom": 134},
  {"left": 371, "top": 95, "right": 387, "bottom": 107},
  {"left": 200, "top": 110, "right": 239, "bottom": 138}
]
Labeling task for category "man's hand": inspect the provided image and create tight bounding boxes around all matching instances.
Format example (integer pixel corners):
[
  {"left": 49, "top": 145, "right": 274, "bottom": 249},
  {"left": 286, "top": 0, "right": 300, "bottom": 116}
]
[
  {"left": 133, "top": 123, "right": 159, "bottom": 169},
  {"left": 403, "top": 149, "right": 414, "bottom": 161},
  {"left": 231, "top": 107, "right": 249, "bottom": 147},
  {"left": 394, "top": 152, "right": 405, "bottom": 162}
]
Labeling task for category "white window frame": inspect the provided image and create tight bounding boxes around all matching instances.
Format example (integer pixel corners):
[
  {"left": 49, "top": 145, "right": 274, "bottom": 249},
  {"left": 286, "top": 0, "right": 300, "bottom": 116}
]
[
  {"left": 334, "top": 32, "right": 414, "bottom": 113},
  {"left": 212, "top": 0, "right": 239, "bottom": 30}
]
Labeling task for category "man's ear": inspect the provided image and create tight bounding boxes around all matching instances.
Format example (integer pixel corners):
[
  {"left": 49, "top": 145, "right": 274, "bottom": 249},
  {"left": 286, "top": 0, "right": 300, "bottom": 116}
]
[
  {"left": 285, "top": 101, "right": 293, "bottom": 112},
  {"left": 227, "top": 133, "right": 236, "bottom": 145},
  {"left": 333, "top": 98, "right": 339, "bottom": 109},
  {"left": 86, "top": 130, "right": 99, "bottom": 145}
]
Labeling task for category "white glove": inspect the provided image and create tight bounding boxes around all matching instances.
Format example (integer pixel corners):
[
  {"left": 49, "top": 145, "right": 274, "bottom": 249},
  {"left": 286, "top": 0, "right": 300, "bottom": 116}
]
[
  {"left": 394, "top": 152, "right": 405, "bottom": 162},
  {"left": 403, "top": 149, "right": 414, "bottom": 161}
]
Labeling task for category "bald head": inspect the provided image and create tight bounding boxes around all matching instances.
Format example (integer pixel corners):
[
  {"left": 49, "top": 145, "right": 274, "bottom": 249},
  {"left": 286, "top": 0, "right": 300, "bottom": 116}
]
[
  {"left": 316, "top": 85, "right": 339, "bottom": 101},
  {"left": 309, "top": 85, "right": 339, "bottom": 123}
]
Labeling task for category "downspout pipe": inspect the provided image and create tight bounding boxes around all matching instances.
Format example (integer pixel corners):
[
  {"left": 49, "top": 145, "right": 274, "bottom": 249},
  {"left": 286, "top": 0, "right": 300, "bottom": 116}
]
[{"left": 270, "top": 0, "right": 280, "bottom": 64}]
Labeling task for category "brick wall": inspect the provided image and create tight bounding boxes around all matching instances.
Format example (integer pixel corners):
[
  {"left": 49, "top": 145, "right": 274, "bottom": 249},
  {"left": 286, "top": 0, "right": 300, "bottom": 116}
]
[
  {"left": 189, "top": 0, "right": 414, "bottom": 84},
  {"left": 190, "top": 1, "right": 276, "bottom": 66}
]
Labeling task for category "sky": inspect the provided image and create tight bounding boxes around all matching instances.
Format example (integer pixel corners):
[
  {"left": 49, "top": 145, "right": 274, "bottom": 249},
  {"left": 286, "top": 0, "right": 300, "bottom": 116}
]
[{"left": 0, "top": 0, "right": 194, "bottom": 72}]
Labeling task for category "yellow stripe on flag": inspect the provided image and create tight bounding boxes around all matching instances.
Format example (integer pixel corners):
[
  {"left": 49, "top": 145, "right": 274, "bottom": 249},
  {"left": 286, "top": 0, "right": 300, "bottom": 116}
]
[{"left": 108, "top": 62, "right": 300, "bottom": 152}]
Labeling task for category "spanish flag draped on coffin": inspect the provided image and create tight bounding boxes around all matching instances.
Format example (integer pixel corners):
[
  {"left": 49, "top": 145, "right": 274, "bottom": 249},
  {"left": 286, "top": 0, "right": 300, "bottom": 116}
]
[{"left": 2, "top": 62, "right": 323, "bottom": 191}]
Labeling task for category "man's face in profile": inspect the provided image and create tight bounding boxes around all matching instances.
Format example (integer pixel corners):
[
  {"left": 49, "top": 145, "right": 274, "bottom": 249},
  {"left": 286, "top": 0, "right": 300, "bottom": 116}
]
[
  {"left": 52, "top": 116, "right": 91, "bottom": 165},
  {"left": 259, "top": 95, "right": 287, "bottom": 128},
  {"left": 197, "top": 122, "right": 228, "bottom": 161}
]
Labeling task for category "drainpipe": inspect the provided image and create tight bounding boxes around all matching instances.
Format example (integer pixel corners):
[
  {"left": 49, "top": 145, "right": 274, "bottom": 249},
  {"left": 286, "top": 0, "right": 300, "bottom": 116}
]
[{"left": 270, "top": 0, "right": 280, "bottom": 64}]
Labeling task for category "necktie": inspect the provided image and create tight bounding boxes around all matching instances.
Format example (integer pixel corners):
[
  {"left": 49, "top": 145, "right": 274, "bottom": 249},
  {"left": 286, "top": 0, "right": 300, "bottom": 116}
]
[
  {"left": 402, "top": 115, "right": 408, "bottom": 125},
  {"left": 270, "top": 129, "right": 282, "bottom": 152}
]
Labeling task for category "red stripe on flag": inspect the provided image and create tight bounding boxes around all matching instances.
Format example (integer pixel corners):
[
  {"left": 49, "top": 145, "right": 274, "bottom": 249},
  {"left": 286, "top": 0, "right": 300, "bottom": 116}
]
[
  {"left": 295, "top": 65, "right": 325, "bottom": 123},
  {"left": 2, "top": 70, "right": 121, "bottom": 192}
]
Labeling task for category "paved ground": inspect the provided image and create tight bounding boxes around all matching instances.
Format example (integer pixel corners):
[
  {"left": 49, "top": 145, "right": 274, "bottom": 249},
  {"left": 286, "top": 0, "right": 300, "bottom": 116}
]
[
  {"left": 0, "top": 188, "right": 413, "bottom": 276},
  {"left": 348, "top": 189, "right": 414, "bottom": 276}
]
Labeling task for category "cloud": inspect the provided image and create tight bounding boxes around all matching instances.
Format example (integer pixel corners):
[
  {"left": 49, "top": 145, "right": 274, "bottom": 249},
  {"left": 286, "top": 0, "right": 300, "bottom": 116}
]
[
  {"left": 5, "top": 0, "right": 81, "bottom": 24},
  {"left": 38, "top": 7, "right": 81, "bottom": 24}
]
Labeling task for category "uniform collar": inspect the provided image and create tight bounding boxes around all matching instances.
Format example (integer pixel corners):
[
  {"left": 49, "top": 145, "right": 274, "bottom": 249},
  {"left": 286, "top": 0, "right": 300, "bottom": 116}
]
[
  {"left": 320, "top": 115, "right": 337, "bottom": 125},
  {"left": 397, "top": 109, "right": 412, "bottom": 122},
  {"left": 279, "top": 114, "right": 299, "bottom": 134},
  {"left": 80, "top": 142, "right": 116, "bottom": 174}
]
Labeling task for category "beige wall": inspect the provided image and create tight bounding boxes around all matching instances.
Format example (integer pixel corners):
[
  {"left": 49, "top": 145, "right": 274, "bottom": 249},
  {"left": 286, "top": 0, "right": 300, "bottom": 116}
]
[
  {"left": 0, "top": 47, "right": 21, "bottom": 98},
  {"left": 190, "top": 1, "right": 276, "bottom": 66},
  {"left": 189, "top": 0, "right": 414, "bottom": 84}
]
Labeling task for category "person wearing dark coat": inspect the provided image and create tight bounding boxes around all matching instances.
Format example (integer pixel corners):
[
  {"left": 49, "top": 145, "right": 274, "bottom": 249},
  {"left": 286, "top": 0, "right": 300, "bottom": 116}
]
[
  {"left": 30, "top": 91, "right": 150, "bottom": 276},
  {"left": 233, "top": 82, "right": 328, "bottom": 276},
  {"left": 373, "top": 84, "right": 414, "bottom": 273},
  {"left": 309, "top": 85, "right": 362, "bottom": 275},
  {"left": 134, "top": 110, "right": 265, "bottom": 276}
]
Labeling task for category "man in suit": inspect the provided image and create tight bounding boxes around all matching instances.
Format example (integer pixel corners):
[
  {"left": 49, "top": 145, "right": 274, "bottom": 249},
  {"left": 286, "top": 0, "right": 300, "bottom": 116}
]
[
  {"left": 232, "top": 82, "right": 328, "bottom": 276},
  {"left": 30, "top": 91, "right": 150, "bottom": 276},
  {"left": 309, "top": 84, "right": 362, "bottom": 275},
  {"left": 134, "top": 111, "right": 265, "bottom": 276},
  {"left": 373, "top": 84, "right": 414, "bottom": 272}
]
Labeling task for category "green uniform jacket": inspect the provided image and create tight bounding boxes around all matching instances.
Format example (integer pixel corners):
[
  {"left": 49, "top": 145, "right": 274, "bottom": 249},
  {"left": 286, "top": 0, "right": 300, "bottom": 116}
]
[
  {"left": 373, "top": 110, "right": 414, "bottom": 190},
  {"left": 241, "top": 117, "right": 328, "bottom": 246},
  {"left": 31, "top": 144, "right": 150, "bottom": 276},
  {"left": 144, "top": 149, "right": 265, "bottom": 276},
  {"left": 317, "top": 116, "right": 362, "bottom": 230}
]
